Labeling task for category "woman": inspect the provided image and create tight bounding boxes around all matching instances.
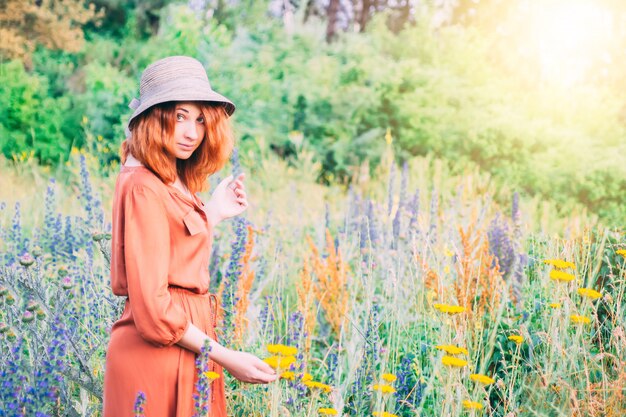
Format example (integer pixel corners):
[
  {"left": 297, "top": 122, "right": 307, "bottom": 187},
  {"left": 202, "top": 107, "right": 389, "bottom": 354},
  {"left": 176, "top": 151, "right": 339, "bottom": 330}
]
[{"left": 103, "top": 56, "right": 277, "bottom": 417}]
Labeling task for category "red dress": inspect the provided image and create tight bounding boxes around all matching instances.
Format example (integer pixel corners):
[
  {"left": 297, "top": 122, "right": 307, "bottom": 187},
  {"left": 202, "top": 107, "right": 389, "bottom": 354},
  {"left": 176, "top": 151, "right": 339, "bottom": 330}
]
[{"left": 103, "top": 165, "right": 227, "bottom": 416}]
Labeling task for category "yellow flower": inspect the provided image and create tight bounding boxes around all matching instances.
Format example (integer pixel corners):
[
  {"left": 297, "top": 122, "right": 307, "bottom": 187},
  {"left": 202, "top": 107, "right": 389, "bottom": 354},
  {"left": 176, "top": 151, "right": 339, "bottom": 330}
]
[
  {"left": 372, "top": 384, "right": 396, "bottom": 394},
  {"left": 264, "top": 355, "right": 296, "bottom": 370},
  {"left": 373, "top": 412, "right": 399, "bottom": 417},
  {"left": 549, "top": 270, "right": 575, "bottom": 282},
  {"left": 302, "top": 372, "right": 313, "bottom": 381},
  {"left": 570, "top": 315, "right": 591, "bottom": 324},
  {"left": 469, "top": 373, "right": 495, "bottom": 385},
  {"left": 381, "top": 373, "right": 397, "bottom": 382},
  {"left": 280, "top": 371, "right": 296, "bottom": 380},
  {"left": 577, "top": 288, "right": 602, "bottom": 300},
  {"left": 267, "top": 344, "right": 298, "bottom": 356},
  {"left": 462, "top": 400, "right": 484, "bottom": 410},
  {"left": 304, "top": 380, "right": 333, "bottom": 393},
  {"left": 318, "top": 408, "right": 338, "bottom": 415},
  {"left": 204, "top": 371, "right": 220, "bottom": 381},
  {"left": 508, "top": 335, "right": 524, "bottom": 344},
  {"left": 549, "top": 303, "right": 561, "bottom": 309},
  {"left": 616, "top": 249, "right": 626, "bottom": 258},
  {"left": 543, "top": 259, "right": 576, "bottom": 270},
  {"left": 441, "top": 355, "right": 468, "bottom": 367},
  {"left": 433, "top": 303, "right": 466, "bottom": 314},
  {"left": 435, "top": 345, "right": 469, "bottom": 356}
]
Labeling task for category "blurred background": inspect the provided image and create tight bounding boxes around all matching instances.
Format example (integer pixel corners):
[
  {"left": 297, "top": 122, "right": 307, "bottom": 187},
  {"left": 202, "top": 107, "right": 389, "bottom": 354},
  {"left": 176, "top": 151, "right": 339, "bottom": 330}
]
[{"left": 1, "top": 0, "right": 625, "bottom": 226}]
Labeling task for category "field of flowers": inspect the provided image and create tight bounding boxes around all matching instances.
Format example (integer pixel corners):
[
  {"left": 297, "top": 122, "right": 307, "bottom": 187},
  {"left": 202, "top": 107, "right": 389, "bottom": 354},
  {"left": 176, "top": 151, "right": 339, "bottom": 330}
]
[{"left": 0, "top": 144, "right": 624, "bottom": 417}]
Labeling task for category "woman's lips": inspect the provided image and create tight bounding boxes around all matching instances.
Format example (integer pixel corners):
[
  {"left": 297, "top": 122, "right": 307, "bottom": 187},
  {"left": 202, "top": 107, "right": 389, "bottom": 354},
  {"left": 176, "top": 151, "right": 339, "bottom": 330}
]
[{"left": 178, "top": 143, "right": 195, "bottom": 150}]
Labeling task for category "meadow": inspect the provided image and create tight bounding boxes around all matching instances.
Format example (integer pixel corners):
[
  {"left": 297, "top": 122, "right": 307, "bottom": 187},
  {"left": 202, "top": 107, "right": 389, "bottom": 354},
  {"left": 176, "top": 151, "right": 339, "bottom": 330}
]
[
  {"left": 2, "top": 1, "right": 626, "bottom": 416},
  {"left": 1, "top": 141, "right": 624, "bottom": 416}
]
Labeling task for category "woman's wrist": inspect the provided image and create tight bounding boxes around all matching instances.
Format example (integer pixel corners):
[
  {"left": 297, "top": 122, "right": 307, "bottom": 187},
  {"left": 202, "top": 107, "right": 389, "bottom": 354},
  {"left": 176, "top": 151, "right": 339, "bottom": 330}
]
[{"left": 203, "top": 199, "right": 224, "bottom": 226}]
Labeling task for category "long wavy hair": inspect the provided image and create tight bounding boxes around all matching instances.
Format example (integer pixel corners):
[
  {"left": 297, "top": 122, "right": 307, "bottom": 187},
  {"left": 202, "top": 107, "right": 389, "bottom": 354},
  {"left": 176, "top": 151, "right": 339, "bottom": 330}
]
[{"left": 120, "top": 101, "right": 234, "bottom": 193}]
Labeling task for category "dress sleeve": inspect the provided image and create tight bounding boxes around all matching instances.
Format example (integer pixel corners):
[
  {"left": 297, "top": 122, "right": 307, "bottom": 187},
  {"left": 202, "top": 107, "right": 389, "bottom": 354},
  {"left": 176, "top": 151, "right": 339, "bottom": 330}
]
[{"left": 123, "top": 184, "right": 190, "bottom": 347}]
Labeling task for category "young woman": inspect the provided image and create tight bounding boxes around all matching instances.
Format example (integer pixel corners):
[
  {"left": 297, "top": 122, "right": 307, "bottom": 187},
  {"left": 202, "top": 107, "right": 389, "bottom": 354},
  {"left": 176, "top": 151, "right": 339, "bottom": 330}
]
[{"left": 103, "top": 56, "right": 277, "bottom": 417}]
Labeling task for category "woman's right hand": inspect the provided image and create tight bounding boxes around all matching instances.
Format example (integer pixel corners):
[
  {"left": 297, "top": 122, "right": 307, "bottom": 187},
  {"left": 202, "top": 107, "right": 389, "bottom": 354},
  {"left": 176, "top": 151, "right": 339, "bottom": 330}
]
[{"left": 212, "top": 345, "right": 278, "bottom": 384}]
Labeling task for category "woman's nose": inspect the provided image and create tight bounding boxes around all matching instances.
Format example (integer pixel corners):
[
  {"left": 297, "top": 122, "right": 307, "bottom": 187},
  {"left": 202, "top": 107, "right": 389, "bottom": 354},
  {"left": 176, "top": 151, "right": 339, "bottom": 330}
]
[{"left": 185, "top": 122, "right": 199, "bottom": 139}]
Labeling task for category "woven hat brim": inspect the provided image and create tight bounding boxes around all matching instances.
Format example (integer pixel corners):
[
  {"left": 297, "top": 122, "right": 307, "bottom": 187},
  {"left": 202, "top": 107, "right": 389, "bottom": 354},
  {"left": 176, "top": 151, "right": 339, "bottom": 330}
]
[{"left": 127, "top": 79, "right": 236, "bottom": 131}]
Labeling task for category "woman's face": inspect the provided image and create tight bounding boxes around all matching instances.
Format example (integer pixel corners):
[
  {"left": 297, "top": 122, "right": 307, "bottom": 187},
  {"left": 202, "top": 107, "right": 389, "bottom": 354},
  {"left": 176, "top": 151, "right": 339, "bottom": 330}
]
[{"left": 172, "top": 102, "right": 206, "bottom": 159}]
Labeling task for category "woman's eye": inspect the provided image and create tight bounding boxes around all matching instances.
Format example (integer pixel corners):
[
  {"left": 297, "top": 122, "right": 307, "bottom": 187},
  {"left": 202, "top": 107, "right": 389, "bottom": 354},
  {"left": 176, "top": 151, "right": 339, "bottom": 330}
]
[
  {"left": 176, "top": 114, "right": 185, "bottom": 121},
  {"left": 197, "top": 118, "right": 205, "bottom": 124}
]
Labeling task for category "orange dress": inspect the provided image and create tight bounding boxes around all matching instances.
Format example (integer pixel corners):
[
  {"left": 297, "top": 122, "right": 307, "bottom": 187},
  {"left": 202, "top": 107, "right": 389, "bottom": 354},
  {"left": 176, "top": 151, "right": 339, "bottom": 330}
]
[{"left": 103, "top": 165, "right": 227, "bottom": 417}]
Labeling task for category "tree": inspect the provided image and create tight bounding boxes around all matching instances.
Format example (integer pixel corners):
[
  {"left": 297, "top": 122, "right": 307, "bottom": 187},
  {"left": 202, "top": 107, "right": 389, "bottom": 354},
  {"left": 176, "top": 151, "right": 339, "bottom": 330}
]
[{"left": 0, "top": 0, "right": 102, "bottom": 64}]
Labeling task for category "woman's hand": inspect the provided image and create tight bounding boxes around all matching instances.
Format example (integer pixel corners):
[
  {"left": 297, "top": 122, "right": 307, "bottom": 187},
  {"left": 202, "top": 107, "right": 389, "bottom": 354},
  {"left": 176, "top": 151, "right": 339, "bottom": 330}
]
[
  {"left": 211, "top": 344, "right": 277, "bottom": 384},
  {"left": 205, "top": 173, "right": 248, "bottom": 224}
]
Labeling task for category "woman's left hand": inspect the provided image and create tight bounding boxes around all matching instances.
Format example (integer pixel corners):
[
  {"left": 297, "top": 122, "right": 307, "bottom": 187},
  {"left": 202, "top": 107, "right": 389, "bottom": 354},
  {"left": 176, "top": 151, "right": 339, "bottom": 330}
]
[{"left": 208, "top": 173, "right": 248, "bottom": 222}]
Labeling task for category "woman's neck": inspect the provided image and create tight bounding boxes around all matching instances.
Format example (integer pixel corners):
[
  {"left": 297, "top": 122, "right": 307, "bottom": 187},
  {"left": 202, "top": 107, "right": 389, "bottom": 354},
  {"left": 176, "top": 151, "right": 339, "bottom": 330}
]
[{"left": 124, "top": 153, "right": 143, "bottom": 167}]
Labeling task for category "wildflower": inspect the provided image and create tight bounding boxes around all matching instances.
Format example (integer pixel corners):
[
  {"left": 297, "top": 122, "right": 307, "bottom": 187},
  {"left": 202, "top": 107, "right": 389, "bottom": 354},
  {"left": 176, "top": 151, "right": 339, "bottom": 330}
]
[
  {"left": 373, "top": 412, "right": 399, "bottom": 417},
  {"left": 462, "top": 400, "right": 483, "bottom": 410},
  {"left": 0, "top": 286, "right": 7, "bottom": 296},
  {"left": 435, "top": 345, "right": 469, "bottom": 355},
  {"left": 318, "top": 408, "right": 338, "bottom": 415},
  {"left": 549, "top": 270, "right": 575, "bottom": 282},
  {"left": 203, "top": 371, "right": 220, "bottom": 381},
  {"left": 381, "top": 373, "right": 397, "bottom": 382},
  {"left": 543, "top": 259, "right": 576, "bottom": 270},
  {"left": 470, "top": 373, "right": 495, "bottom": 385},
  {"left": 58, "top": 265, "right": 69, "bottom": 278},
  {"left": 508, "top": 335, "right": 524, "bottom": 344},
  {"left": 6, "top": 328, "right": 17, "bottom": 341},
  {"left": 549, "top": 303, "right": 561, "bottom": 309},
  {"left": 577, "top": 288, "right": 601, "bottom": 300},
  {"left": 304, "top": 380, "right": 332, "bottom": 393},
  {"left": 0, "top": 322, "right": 8, "bottom": 333},
  {"left": 19, "top": 253, "right": 35, "bottom": 267},
  {"left": 264, "top": 355, "right": 296, "bottom": 370},
  {"left": 616, "top": 249, "right": 626, "bottom": 258},
  {"left": 22, "top": 311, "right": 35, "bottom": 323},
  {"left": 266, "top": 343, "right": 298, "bottom": 356},
  {"left": 61, "top": 277, "right": 73, "bottom": 290},
  {"left": 570, "top": 315, "right": 591, "bottom": 324},
  {"left": 133, "top": 391, "right": 146, "bottom": 417},
  {"left": 280, "top": 371, "right": 296, "bottom": 380},
  {"left": 36, "top": 308, "right": 45, "bottom": 319},
  {"left": 26, "top": 299, "right": 38, "bottom": 312},
  {"left": 372, "top": 384, "right": 396, "bottom": 394},
  {"left": 302, "top": 372, "right": 313, "bottom": 381},
  {"left": 433, "top": 303, "right": 466, "bottom": 314},
  {"left": 5, "top": 292, "right": 15, "bottom": 305},
  {"left": 441, "top": 355, "right": 468, "bottom": 367}
]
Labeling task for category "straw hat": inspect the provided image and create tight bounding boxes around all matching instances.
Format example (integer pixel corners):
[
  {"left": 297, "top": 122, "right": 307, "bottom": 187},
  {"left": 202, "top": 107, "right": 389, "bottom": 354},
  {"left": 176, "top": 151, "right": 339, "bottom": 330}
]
[{"left": 125, "top": 56, "right": 235, "bottom": 136}]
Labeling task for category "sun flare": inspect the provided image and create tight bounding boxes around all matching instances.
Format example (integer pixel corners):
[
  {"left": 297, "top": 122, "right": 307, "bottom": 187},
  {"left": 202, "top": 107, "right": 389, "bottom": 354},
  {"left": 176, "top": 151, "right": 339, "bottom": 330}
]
[{"left": 529, "top": 0, "right": 613, "bottom": 85}]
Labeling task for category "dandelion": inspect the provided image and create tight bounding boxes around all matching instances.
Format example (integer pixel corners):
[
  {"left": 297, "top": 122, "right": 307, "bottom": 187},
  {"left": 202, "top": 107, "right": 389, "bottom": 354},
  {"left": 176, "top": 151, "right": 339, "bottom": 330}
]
[
  {"left": 318, "top": 408, "right": 338, "bottom": 415},
  {"left": 441, "top": 355, "right": 468, "bottom": 367},
  {"left": 549, "top": 270, "right": 575, "bottom": 282},
  {"left": 304, "top": 380, "right": 333, "bottom": 393},
  {"left": 508, "top": 335, "right": 524, "bottom": 344},
  {"left": 433, "top": 303, "right": 466, "bottom": 314},
  {"left": 373, "top": 412, "right": 399, "bottom": 417},
  {"left": 372, "top": 384, "right": 396, "bottom": 394},
  {"left": 549, "top": 303, "right": 561, "bottom": 309},
  {"left": 435, "top": 345, "right": 469, "bottom": 355},
  {"left": 616, "top": 249, "right": 626, "bottom": 258},
  {"left": 462, "top": 400, "right": 483, "bottom": 410},
  {"left": 264, "top": 355, "right": 296, "bottom": 370},
  {"left": 302, "top": 372, "right": 313, "bottom": 381},
  {"left": 577, "top": 288, "right": 601, "bottom": 300},
  {"left": 470, "top": 374, "right": 495, "bottom": 385},
  {"left": 267, "top": 343, "right": 298, "bottom": 356},
  {"left": 570, "top": 315, "right": 591, "bottom": 324},
  {"left": 543, "top": 259, "right": 576, "bottom": 269},
  {"left": 381, "top": 373, "right": 397, "bottom": 382}
]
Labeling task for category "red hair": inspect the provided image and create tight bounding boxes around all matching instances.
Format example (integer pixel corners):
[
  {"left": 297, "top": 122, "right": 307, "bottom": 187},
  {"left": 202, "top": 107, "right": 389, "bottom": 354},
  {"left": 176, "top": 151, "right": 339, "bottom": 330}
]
[{"left": 120, "top": 102, "right": 234, "bottom": 193}]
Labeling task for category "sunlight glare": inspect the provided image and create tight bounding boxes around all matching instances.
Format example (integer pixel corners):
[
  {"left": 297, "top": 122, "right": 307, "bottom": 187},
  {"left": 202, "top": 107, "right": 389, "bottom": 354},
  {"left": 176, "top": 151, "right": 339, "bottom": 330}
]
[{"left": 529, "top": 0, "right": 613, "bottom": 85}]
